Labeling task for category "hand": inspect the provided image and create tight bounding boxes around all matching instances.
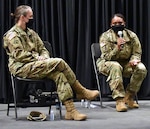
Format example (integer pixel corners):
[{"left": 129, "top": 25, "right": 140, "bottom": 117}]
[
  {"left": 117, "top": 37, "right": 125, "bottom": 50},
  {"left": 129, "top": 59, "right": 140, "bottom": 67},
  {"left": 37, "top": 56, "right": 47, "bottom": 61}
]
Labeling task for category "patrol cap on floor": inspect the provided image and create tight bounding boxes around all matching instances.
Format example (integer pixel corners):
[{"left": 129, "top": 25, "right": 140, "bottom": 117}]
[{"left": 27, "top": 111, "right": 47, "bottom": 121}]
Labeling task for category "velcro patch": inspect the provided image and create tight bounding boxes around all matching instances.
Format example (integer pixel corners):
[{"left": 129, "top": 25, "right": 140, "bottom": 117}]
[
  {"left": 8, "top": 32, "right": 16, "bottom": 40},
  {"left": 100, "top": 42, "right": 105, "bottom": 47}
]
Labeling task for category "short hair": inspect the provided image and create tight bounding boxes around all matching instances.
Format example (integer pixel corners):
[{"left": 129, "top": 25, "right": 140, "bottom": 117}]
[
  {"left": 111, "top": 13, "right": 126, "bottom": 22},
  {"left": 11, "top": 5, "right": 32, "bottom": 23}
]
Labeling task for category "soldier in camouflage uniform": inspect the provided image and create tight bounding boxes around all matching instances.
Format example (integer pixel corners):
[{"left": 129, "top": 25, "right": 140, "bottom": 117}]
[
  {"left": 3, "top": 5, "right": 99, "bottom": 120},
  {"left": 96, "top": 13, "right": 147, "bottom": 112}
]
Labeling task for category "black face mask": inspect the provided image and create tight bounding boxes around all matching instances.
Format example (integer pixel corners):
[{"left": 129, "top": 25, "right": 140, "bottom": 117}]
[
  {"left": 26, "top": 19, "right": 34, "bottom": 28},
  {"left": 111, "top": 24, "right": 125, "bottom": 33}
]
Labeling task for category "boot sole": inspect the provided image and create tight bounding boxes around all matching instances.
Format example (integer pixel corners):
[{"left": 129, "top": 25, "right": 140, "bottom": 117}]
[
  {"left": 116, "top": 108, "right": 128, "bottom": 112},
  {"left": 77, "top": 92, "right": 99, "bottom": 100},
  {"left": 65, "top": 116, "right": 87, "bottom": 121},
  {"left": 128, "top": 106, "right": 139, "bottom": 109},
  {"left": 117, "top": 109, "right": 127, "bottom": 112}
]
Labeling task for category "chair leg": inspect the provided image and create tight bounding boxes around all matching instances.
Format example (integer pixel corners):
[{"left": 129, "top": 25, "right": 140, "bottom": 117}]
[
  {"left": 91, "top": 47, "right": 103, "bottom": 108},
  {"left": 55, "top": 94, "right": 62, "bottom": 119},
  {"left": 95, "top": 71, "right": 103, "bottom": 107},
  {"left": 11, "top": 75, "right": 18, "bottom": 120},
  {"left": 48, "top": 91, "right": 53, "bottom": 115},
  {"left": 135, "top": 93, "right": 138, "bottom": 104},
  {"left": 58, "top": 101, "right": 62, "bottom": 119},
  {"left": 7, "top": 103, "right": 9, "bottom": 116},
  {"left": 7, "top": 90, "right": 10, "bottom": 116},
  {"left": 48, "top": 106, "right": 51, "bottom": 115},
  {"left": 7, "top": 76, "right": 12, "bottom": 116}
]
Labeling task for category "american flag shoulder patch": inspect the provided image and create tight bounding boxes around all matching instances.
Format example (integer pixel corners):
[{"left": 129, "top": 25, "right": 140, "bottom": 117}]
[
  {"left": 100, "top": 42, "right": 105, "bottom": 47},
  {"left": 8, "top": 32, "right": 16, "bottom": 40}
]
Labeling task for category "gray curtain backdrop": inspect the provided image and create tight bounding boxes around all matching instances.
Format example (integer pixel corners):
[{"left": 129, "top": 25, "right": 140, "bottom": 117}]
[{"left": 0, "top": 0, "right": 150, "bottom": 103}]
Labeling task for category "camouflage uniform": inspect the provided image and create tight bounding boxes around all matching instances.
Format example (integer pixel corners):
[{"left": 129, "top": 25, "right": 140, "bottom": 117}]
[
  {"left": 96, "top": 28, "right": 147, "bottom": 99},
  {"left": 3, "top": 25, "right": 76, "bottom": 102}
]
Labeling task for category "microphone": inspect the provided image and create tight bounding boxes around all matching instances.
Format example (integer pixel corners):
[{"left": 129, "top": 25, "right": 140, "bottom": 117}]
[
  {"left": 117, "top": 31, "right": 124, "bottom": 49},
  {"left": 118, "top": 31, "right": 123, "bottom": 37}
]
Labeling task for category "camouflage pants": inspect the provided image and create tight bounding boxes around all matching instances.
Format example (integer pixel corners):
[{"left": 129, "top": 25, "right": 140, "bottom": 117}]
[
  {"left": 96, "top": 59, "right": 147, "bottom": 99},
  {"left": 17, "top": 58, "right": 76, "bottom": 102}
]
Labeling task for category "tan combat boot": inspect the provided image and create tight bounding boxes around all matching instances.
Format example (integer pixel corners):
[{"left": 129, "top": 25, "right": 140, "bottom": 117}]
[
  {"left": 72, "top": 80, "right": 99, "bottom": 100},
  {"left": 64, "top": 99, "right": 87, "bottom": 121},
  {"left": 124, "top": 91, "right": 139, "bottom": 108},
  {"left": 116, "top": 97, "right": 128, "bottom": 112}
]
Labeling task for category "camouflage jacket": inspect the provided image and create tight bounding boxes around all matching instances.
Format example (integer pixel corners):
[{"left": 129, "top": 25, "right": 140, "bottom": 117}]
[
  {"left": 3, "top": 25, "right": 50, "bottom": 75},
  {"left": 99, "top": 28, "right": 142, "bottom": 63}
]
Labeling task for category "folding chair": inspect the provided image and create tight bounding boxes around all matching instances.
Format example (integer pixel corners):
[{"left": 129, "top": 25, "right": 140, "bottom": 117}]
[
  {"left": 91, "top": 43, "right": 138, "bottom": 108},
  {"left": 91, "top": 43, "right": 110, "bottom": 107},
  {"left": 7, "top": 41, "right": 62, "bottom": 120}
]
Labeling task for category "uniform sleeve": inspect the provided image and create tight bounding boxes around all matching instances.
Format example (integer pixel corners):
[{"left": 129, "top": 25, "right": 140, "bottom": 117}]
[
  {"left": 129, "top": 34, "right": 142, "bottom": 61},
  {"left": 99, "top": 32, "right": 119, "bottom": 61},
  {"left": 4, "top": 33, "right": 37, "bottom": 63},
  {"left": 36, "top": 34, "right": 50, "bottom": 58}
]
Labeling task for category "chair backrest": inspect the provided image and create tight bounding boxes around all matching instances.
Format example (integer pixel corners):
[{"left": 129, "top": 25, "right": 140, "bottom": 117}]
[
  {"left": 43, "top": 41, "right": 53, "bottom": 57},
  {"left": 91, "top": 43, "right": 101, "bottom": 59},
  {"left": 91, "top": 43, "right": 112, "bottom": 102}
]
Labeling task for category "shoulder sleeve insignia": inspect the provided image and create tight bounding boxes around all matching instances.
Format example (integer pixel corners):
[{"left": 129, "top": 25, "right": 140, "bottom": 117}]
[
  {"left": 100, "top": 42, "right": 105, "bottom": 47},
  {"left": 8, "top": 32, "right": 16, "bottom": 40}
]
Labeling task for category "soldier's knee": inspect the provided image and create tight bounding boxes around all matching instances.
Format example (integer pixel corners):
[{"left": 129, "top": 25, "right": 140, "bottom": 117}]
[
  {"left": 56, "top": 58, "right": 66, "bottom": 70},
  {"left": 55, "top": 58, "right": 65, "bottom": 63},
  {"left": 111, "top": 61, "right": 123, "bottom": 70},
  {"left": 59, "top": 58, "right": 66, "bottom": 65},
  {"left": 136, "top": 63, "right": 147, "bottom": 76}
]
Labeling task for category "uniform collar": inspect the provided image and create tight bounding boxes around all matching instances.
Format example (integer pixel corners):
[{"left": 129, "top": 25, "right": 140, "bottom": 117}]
[
  {"left": 14, "top": 25, "right": 32, "bottom": 36},
  {"left": 109, "top": 29, "right": 131, "bottom": 43}
]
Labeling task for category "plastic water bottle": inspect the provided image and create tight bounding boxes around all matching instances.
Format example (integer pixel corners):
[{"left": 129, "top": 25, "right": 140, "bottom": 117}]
[
  {"left": 55, "top": 99, "right": 61, "bottom": 120},
  {"left": 55, "top": 106, "right": 60, "bottom": 120},
  {"left": 50, "top": 110, "right": 54, "bottom": 121},
  {"left": 81, "top": 99, "right": 85, "bottom": 107},
  {"left": 29, "top": 95, "right": 34, "bottom": 103},
  {"left": 84, "top": 99, "right": 91, "bottom": 108}
]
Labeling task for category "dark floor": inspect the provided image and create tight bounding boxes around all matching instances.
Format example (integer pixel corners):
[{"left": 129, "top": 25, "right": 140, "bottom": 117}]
[{"left": 0, "top": 100, "right": 150, "bottom": 129}]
